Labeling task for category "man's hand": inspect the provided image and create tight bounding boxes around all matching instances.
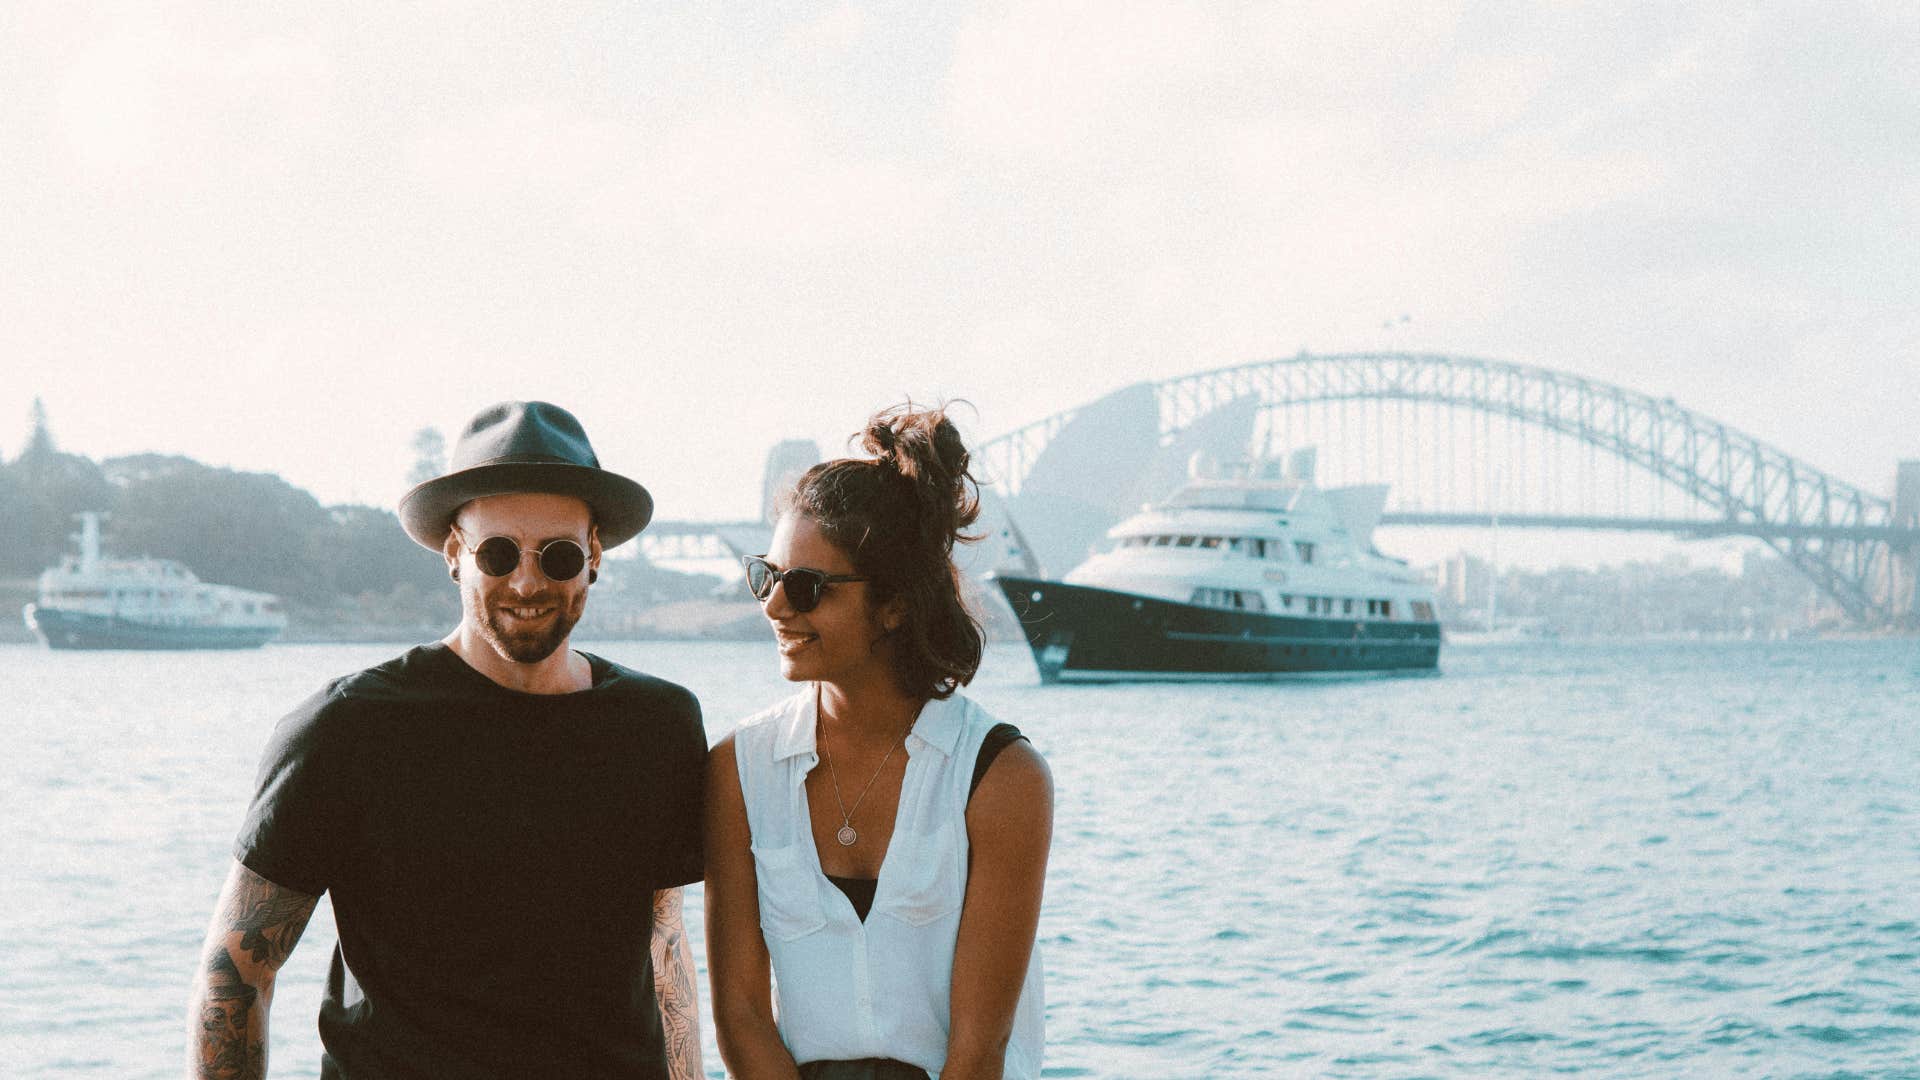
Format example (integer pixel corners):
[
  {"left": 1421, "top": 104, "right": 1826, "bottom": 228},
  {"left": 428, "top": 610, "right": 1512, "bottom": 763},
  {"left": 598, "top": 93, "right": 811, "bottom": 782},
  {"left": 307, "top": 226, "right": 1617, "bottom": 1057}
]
[
  {"left": 651, "top": 886, "right": 704, "bottom": 1080},
  {"left": 186, "top": 861, "right": 318, "bottom": 1079}
]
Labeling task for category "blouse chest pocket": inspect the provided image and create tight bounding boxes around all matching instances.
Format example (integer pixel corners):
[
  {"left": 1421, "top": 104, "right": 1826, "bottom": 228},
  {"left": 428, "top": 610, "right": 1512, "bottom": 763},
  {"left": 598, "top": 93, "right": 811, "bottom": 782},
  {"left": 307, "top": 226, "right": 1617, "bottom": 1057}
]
[
  {"left": 877, "top": 822, "right": 966, "bottom": 927},
  {"left": 751, "top": 842, "right": 828, "bottom": 941}
]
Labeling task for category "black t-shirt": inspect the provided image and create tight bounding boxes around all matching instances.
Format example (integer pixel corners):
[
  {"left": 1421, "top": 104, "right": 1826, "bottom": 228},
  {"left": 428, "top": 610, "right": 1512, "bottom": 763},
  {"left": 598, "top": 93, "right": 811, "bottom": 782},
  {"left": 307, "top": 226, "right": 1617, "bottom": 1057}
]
[{"left": 233, "top": 643, "right": 707, "bottom": 1080}]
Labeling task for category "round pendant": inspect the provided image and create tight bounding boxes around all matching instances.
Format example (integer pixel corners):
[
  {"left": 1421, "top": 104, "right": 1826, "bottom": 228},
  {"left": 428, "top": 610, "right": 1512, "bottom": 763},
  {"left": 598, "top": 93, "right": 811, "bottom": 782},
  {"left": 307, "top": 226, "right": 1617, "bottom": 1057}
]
[{"left": 836, "top": 825, "right": 858, "bottom": 846}]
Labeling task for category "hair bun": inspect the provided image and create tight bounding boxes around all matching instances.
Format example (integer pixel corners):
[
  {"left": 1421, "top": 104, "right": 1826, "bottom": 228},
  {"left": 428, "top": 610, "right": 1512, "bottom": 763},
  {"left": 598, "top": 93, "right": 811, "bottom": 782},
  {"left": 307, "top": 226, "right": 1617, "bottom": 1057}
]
[{"left": 859, "top": 402, "right": 980, "bottom": 550}]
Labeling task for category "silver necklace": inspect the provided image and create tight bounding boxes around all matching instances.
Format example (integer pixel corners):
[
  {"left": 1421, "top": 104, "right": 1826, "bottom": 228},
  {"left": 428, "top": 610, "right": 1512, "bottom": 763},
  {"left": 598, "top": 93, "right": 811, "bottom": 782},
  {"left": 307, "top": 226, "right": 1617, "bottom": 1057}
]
[{"left": 817, "top": 693, "right": 911, "bottom": 847}]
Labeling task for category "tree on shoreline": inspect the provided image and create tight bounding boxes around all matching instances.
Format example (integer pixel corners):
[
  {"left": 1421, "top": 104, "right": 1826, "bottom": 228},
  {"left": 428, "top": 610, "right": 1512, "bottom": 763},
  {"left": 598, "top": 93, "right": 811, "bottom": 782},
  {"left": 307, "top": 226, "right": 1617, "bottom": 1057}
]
[{"left": 1, "top": 400, "right": 118, "bottom": 576}]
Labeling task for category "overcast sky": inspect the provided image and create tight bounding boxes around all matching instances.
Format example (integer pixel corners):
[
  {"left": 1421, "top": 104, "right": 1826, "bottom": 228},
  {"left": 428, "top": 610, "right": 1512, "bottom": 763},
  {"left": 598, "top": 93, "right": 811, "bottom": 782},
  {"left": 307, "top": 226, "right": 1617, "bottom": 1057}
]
[{"left": 4, "top": 3, "right": 1915, "bottom": 567}]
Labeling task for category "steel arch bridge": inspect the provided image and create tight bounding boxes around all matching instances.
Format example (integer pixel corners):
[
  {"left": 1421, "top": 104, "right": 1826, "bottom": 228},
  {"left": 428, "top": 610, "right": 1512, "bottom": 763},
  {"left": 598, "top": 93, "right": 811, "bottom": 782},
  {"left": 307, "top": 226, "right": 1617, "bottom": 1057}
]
[{"left": 976, "top": 352, "right": 1920, "bottom": 626}]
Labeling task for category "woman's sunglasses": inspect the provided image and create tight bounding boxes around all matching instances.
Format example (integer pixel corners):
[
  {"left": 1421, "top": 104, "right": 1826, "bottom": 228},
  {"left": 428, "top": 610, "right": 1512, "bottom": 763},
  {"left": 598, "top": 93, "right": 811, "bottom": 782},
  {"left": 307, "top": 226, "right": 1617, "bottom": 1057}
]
[
  {"left": 455, "top": 530, "right": 590, "bottom": 581},
  {"left": 743, "top": 555, "right": 869, "bottom": 613}
]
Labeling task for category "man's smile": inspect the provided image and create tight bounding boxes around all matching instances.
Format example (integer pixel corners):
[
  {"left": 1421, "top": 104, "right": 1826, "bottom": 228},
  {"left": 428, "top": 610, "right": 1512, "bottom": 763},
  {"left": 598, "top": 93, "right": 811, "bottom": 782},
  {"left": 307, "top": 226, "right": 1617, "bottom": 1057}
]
[{"left": 499, "top": 604, "right": 557, "bottom": 623}]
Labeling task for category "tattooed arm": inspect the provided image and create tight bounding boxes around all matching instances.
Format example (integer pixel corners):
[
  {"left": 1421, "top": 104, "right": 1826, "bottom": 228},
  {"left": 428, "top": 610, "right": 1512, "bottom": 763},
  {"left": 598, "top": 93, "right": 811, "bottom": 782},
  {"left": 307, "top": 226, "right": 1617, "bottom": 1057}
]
[
  {"left": 652, "top": 886, "right": 704, "bottom": 1080},
  {"left": 185, "top": 860, "right": 319, "bottom": 1080}
]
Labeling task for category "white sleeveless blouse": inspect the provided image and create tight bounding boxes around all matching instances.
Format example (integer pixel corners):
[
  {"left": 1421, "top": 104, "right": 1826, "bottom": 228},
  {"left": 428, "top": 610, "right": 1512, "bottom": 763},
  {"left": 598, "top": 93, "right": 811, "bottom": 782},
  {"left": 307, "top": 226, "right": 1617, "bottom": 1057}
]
[{"left": 732, "top": 689, "right": 1045, "bottom": 1078}]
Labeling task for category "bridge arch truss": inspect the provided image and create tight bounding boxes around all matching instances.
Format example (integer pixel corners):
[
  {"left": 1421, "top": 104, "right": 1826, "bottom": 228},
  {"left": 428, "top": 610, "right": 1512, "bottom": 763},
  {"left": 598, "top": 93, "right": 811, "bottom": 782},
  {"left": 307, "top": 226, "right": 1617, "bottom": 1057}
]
[{"left": 977, "top": 352, "right": 1916, "bottom": 626}]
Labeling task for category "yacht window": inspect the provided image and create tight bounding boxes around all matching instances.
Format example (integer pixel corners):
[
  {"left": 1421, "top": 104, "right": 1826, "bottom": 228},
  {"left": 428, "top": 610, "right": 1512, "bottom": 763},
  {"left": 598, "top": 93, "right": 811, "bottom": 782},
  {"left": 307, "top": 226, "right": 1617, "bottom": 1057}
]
[
  {"left": 1212, "top": 589, "right": 1263, "bottom": 611},
  {"left": 1294, "top": 541, "right": 1315, "bottom": 564}
]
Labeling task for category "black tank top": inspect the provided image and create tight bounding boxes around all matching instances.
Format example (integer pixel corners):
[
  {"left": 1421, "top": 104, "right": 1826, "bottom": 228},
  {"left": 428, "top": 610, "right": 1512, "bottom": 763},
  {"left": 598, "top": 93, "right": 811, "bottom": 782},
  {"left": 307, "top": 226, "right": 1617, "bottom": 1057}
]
[{"left": 827, "top": 723, "right": 1026, "bottom": 921}]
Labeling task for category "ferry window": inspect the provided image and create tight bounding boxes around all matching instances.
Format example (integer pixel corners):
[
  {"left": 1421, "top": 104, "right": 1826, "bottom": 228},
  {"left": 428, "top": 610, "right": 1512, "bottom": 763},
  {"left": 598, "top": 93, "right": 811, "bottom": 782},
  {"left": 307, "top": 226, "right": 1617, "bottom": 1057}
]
[
  {"left": 1381, "top": 600, "right": 1393, "bottom": 618},
  {"left": 1294, "top": 541, "right": 1315, "bottom": 564},
  {"left": 1305, "top": 597, "right": 1318, "bottom": 614},
  {"left": 1342, "top": 598, "right": 1354, "bottom": 615},
  {"left": 1412, "top": 601, "right": 1435, "bottom": 621},
  {"left": 1200, "top": 536, "right": 1222, "bottom": 549},
  {"left": 1175, "top": 536, "right": 1197, "bottom": 547},
  {"left": 1242, "top": 592, "right": 1266, "bottom": 612},
  {"left": 1252, "top": 538, "right": 1268, "bottom": 558},
  {"left": 1152, "top": 536, "right": 1172, "bottom": 546},
  {"left": 1280, "top": 594, "right": 1293, "bottom": 609}
]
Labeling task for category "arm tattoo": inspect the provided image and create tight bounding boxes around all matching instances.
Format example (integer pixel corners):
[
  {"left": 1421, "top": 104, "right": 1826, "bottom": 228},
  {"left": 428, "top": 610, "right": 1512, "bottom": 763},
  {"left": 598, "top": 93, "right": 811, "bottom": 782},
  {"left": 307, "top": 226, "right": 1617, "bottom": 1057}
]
[
  {"left": 195, "top": 944, "right": 265, "bottom": 1079},
  {"left": 220, "top": 864, "right": 318, "bottom": 968},
  {"left": 651, "top": 888, "right": 704, "bottom": 1080}
]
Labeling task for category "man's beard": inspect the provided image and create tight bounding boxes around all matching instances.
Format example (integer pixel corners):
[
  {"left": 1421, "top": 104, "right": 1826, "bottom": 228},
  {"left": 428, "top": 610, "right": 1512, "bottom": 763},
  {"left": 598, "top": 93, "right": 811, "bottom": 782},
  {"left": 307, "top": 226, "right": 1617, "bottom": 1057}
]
[{"left": 471, "top": 588, "right": 587, "bottom": 664}]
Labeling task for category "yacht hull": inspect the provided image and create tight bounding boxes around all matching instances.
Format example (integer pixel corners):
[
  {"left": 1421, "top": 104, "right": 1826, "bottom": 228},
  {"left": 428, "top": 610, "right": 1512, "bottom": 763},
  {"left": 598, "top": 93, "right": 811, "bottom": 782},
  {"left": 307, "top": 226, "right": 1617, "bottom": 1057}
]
[
  {"left": 995, "top": 576, "right": 1441, "bottom": 683},
  {"left": 24, "top": 605, "right": 282, "bottom": 651}
]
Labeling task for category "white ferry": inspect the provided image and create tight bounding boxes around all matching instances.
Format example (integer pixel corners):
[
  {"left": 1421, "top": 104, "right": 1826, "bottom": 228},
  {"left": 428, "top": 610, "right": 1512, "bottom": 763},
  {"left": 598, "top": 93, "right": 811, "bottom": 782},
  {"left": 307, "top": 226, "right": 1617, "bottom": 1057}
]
[
  {"left": 23, "top": 513, "right": 287, "bottom": 650},
  {"left": 994, "top": 455, "right": 1441, "bottom": 682}
]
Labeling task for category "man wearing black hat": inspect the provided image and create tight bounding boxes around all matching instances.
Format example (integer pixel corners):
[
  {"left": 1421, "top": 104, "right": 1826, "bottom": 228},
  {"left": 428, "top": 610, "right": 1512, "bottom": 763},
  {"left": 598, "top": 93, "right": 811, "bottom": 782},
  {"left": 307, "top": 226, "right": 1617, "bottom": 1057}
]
[{"left": 186, "top": 402, "right": 707, "bottom": 1080}]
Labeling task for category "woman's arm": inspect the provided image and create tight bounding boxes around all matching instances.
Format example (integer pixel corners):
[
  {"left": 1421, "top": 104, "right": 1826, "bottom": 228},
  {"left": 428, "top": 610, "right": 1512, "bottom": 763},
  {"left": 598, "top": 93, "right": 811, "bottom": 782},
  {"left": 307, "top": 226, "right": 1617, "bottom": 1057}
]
[
  {"left": 945, "top": 742, "right": 1054, "bottom": 1080},
  {"left": 704, "top": 734, "right": 803, "bottom": 1080}
]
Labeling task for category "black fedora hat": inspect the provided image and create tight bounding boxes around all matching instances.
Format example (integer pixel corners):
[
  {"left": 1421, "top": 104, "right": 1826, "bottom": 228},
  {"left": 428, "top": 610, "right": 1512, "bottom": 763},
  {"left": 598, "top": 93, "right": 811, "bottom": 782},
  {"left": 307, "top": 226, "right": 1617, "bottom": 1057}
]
[{"left": 398, "top": 401, "right": 653, "bottom": 551}]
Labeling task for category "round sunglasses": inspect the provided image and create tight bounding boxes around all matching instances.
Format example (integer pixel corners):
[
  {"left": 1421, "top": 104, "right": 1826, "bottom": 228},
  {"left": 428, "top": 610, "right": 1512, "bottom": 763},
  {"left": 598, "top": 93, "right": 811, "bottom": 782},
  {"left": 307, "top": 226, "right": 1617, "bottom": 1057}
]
[
  {"left": 742, "top": 555, "right": 869, "bottom": 613},
  {"left": 455, "top": 531, "right": 590, "bottom": 581}
]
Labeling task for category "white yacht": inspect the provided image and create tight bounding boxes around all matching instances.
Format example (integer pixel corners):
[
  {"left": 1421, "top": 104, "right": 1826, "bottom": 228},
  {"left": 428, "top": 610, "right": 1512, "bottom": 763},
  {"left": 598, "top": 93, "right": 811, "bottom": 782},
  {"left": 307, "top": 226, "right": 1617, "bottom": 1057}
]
[
  {"left": 23, "top": 513, "right": 287, "bottom": 650},
  {"left": 994, "top": 453, "right": 1441, "bottom": 682}
]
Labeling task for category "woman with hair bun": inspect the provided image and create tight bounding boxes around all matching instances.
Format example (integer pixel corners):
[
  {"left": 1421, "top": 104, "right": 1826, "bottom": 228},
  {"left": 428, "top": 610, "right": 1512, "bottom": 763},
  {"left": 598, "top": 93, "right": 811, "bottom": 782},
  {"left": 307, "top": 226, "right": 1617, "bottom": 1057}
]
[{"left": 705, "top": 403, "right": 1051, "bottom": 1080}]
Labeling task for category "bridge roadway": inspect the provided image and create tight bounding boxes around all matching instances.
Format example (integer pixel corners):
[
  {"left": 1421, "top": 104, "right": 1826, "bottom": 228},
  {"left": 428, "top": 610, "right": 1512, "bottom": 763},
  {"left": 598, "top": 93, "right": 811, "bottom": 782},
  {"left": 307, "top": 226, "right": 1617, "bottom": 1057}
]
[{"left": 1379, "top": 513, "right": 1920, "bottom": 545}]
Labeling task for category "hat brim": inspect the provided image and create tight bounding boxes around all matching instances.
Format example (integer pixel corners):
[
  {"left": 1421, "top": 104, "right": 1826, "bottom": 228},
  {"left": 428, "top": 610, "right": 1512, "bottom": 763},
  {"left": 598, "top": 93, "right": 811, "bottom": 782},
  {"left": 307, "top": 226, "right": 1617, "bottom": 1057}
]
[{"left": 399, "top": 462, "right": 654, "bottom": 551}]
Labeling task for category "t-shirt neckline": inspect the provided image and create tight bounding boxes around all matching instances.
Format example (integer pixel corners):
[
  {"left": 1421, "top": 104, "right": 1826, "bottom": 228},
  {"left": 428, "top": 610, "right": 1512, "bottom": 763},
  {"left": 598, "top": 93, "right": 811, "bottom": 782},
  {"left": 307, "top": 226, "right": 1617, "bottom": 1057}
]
[{"left": 425, "top": 641, "right": 615, "bottom": 699}]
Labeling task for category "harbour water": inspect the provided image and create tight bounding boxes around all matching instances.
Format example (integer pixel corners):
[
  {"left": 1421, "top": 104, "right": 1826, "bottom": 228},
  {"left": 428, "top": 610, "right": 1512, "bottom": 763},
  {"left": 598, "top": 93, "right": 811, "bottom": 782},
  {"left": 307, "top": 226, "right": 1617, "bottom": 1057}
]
[{"left": 2, "top": 638, "right": 1916, "bottom": 1077}]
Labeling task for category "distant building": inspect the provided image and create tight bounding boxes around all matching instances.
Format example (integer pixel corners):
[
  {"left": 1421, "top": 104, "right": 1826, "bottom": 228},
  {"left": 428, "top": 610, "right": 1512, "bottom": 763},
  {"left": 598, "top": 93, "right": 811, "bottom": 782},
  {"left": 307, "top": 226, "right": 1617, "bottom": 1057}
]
[
  {"left": 760, "top": 440, "right": 821, "bottom": 525},
  {"left": 1440, "top": 551, "right": 1491, "bottom": 610}
]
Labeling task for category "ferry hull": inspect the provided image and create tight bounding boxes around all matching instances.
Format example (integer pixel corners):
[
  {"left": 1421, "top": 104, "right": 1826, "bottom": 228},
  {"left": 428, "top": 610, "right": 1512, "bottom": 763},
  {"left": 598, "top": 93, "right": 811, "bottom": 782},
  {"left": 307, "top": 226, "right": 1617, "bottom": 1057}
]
[
  {"left": 24, "top": 605, "right": 282, "bottom": 651},
  {"left": 994, "top": 576, "right": 1441, "bottom": 683}
]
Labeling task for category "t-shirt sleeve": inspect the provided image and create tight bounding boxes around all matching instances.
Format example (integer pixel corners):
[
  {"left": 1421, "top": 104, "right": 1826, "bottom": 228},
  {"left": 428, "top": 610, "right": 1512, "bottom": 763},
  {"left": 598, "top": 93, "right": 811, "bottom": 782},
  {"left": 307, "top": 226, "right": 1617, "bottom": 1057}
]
[
  {"left": 650, "top": 685, "right": 708, "bottom": 890},
  {"left": 231, "top": 685, "right": 347, "bottom": 897}
]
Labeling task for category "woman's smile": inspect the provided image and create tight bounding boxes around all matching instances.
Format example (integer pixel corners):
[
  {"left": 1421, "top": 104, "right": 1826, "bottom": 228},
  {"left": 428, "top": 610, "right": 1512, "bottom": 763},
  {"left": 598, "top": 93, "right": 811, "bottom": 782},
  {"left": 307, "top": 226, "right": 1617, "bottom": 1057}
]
[{"left": 774, "top": 627, "right": 819, "bottom": 654}]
